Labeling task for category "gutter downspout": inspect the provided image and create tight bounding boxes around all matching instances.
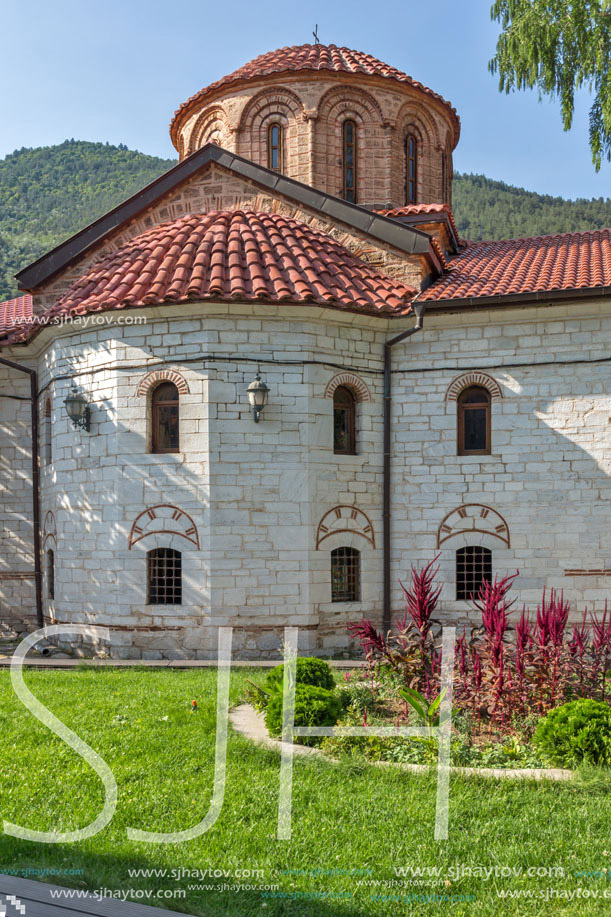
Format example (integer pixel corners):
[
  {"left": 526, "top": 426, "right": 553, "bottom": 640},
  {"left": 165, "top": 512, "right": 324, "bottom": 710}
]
[
  {"left": 0, "top": 355, "right": 43, "bottom": 628},
  {"left": 383, "top": 300, "right": 425, "bottom": 634}
]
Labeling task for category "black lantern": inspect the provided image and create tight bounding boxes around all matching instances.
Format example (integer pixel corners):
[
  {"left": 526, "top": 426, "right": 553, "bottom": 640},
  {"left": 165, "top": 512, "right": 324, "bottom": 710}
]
[
  {"left": 63, "top": 384, "right": 91, "bottom": 432},
  {"left": 246, "top": 374, "right": 269, "bottom": 423}
]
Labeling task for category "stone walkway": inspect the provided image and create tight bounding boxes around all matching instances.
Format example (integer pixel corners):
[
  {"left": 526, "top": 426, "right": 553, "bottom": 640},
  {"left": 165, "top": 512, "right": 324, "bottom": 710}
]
[
  {"left": 0, "top": 874, "right": 197, "bottom": 917},
  {"left": 230, "top": 703, "right": 574, "bottom": 781}
]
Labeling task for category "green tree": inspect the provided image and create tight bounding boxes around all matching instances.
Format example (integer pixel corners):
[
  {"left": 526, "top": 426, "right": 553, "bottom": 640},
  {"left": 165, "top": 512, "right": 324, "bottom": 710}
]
[{"left": 490, "top": 0, "right": 611, "bottom": 169}]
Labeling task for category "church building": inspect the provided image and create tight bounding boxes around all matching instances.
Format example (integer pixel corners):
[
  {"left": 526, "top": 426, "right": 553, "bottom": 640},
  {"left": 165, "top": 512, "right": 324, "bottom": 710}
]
[{"left": 1, "top": 44, "right": 609, "bottom": 658}]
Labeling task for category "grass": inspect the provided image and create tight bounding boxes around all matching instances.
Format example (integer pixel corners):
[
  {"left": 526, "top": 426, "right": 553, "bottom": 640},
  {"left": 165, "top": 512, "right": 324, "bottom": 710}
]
[{"left": 0, "top": 666, "right": 610, "bottom": 915}]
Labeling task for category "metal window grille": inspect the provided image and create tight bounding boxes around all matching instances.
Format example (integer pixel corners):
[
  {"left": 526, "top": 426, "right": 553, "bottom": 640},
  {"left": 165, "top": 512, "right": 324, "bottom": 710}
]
[
  {"left": 147, "top": 548, "right": 182, "bottom": 605},
  {"left": 333, "top": 386, "right": 356, "bottom": 454},
  {"left": 456, "top": 546, "right": 491, "bottom": 601},
  {"left": 331, "top": 547, "right": 360, "bottom": 602}
]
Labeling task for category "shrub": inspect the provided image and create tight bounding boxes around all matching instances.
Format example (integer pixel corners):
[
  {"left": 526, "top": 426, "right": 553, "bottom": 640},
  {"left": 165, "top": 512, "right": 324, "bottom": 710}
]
[
  {"left": 265, "top": 657, "right": 335, "bottom": 693},
  {"left": 265, "top": 684, "right": 341, "bottom": 743},
  {"left": 533, "top": 699, "right": 611, "bottom": 767}
]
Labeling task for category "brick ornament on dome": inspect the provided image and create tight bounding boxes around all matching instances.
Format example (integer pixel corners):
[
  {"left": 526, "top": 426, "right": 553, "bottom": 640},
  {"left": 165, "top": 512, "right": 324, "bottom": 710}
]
[
  {"left": 420, "top": 229, "right": 611, "bottom": 304},
  {"left": 2, "top": 211, "right": 416, "bottom": 344},
  {"left": 170, "top": 44, "right": 460, "bottom": 145}
]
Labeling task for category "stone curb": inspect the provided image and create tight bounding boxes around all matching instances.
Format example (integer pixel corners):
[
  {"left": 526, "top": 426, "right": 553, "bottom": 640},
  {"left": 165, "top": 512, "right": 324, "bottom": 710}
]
[
  {"left": 0, "top": 655, "right": 365, "bottom": 669},
  {"left": 229, "top": 703, "right": 574, "bottom": 781}
]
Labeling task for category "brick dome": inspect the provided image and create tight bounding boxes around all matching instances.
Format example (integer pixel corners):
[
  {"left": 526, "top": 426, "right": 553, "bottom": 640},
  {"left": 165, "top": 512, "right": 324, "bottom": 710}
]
[
  {"left": 170, "top": 44, "right": 459, "bottom": 210},
  {"left": 170, "top": 44, "right": 460, "bottom": 147}
]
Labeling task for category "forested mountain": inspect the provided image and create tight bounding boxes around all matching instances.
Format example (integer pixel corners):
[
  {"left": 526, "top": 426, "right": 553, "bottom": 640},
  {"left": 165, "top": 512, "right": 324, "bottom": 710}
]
[
  {"left": 453, "top": 173, "right": 611, "bottom": 241},
  {"left": 1, "top": 140, "right": 611, "bottom": 300},
  {"left": 0, "top": 140, "right": 175, "bottom": 299}
]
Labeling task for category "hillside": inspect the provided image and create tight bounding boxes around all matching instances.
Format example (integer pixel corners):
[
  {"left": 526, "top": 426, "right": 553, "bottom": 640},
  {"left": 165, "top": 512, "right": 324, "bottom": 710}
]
[
  {"left": 452, "top": 173, "right": 611, "bottom": 241},
  {"left": 1, "top": 140, "right": 611, "bottom": 300},
  {"left": 0, "top": 140, "right": 176, "bottom": 300}
]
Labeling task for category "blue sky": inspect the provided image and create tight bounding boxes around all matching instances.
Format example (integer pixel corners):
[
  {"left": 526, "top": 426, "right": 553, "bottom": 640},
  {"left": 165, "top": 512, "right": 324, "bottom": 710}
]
[{"left": 2, "top": 0, "right": 609, "bottom": 199}]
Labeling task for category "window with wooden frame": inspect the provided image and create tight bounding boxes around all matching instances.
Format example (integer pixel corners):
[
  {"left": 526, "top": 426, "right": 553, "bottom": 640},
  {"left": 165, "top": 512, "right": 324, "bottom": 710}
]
[
  {"left": 47, "top": 548, "right": 55, "bottom": 600},
  {"left": 342, "top": 119, "right": 357, "bottom": 203},
  {"left": 333, "top": 386, "right": 356, "bottom": 454},
  {"left": 456, "top": 546, "right": 491, "bottom": 601},
  {"left": 457, "top": 385, "right": 491, "bottom": 455},
  {"left": 267, "top": 122, "right": 284, "bottom": 172},
  {"left": 331, "top": 547, "right": 360, "bottom": 602},
  {"left": 405, "top": 133, "right": 418, "bottom": 204},
  {"left": 44, "top": 398, "right": 52, "bottom": 466},
  {"left": 152, "top": 382, "right": 180, "bottom": 454},
  {"left": 147, "top": 548, "right": 182, "bottom": 605}
]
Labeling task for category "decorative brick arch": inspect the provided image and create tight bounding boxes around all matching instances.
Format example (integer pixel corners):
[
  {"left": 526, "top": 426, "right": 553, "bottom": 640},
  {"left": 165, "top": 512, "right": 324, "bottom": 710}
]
[
  {"left": 316, "top": 505, "right": 375, "bottom": 549},
  {"left": 128, "top": 504, "right": 200, "bottom": 550},
  {"left": 43, "top": 510, "right": 57, "bottom": 550},
  {"left": 238, "top": 86, "right": 305, "bottom": 134},
  {"left": 395, "top": 99, "right": 442, "bottom": 148},
  {"left": 437, "top": 503, "right": 510, "bottom": 548},
  {"left": 445, "top": 372, "right": 503, "bottom": 402},
  {"left": 324, "top": 373, "right": 371, "bottom": 402},
  {"left": 137, "top": 369, "right": 190, "bottom": 397},
  {"left": 189, "top": 106, "right": 233, "bottom": 154}
]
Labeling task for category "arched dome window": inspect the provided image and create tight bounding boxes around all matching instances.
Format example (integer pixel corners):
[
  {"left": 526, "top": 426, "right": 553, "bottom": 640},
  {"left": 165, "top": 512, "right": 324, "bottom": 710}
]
[
  {"left": 405, "top": 133, "right": 418, "bottom": 204},
  {"left": 342, "top": 120, "right": 358, "bottom": 203},
  {"left": 267, "top": 122, "right": 284, "bottom": 172},
  {"left": 151, "top": 382, "right": 180, "bottom": 454}
]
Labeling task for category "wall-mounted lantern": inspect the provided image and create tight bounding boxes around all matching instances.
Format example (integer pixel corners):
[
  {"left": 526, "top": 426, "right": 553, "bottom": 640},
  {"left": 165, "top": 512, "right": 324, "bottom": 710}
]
[
  {"left": 246, "top": 374, "right": 269, "bottom": 423},
  {"left": 63, "top": 384, "right": 91, "bottom": 432}
]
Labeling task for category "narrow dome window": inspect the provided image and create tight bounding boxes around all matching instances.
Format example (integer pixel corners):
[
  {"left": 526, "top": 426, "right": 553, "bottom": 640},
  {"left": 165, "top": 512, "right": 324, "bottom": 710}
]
[
  {"left": 342, "top": 120, "right": 358, "bottom": 203},
  {"left": 405, "top": 133, "right": 418, "bottom": 204},
  {"left": 152, "top": 382, "right": 180, "bottom": 454},
  {"left": 267, "top": 122, "right": 284, "bottom": 172}
]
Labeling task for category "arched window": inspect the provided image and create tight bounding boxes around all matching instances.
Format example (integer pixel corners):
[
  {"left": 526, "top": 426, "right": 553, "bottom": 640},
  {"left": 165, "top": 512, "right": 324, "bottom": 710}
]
[
  {"left": 147, "top": 548, "right": 182, "bottom": 605},
  {"left": 331, "top": 547, "right": 360, "bottom": 602},
  {"left": 333, "top": 386, "right": 356, "bottom": 455},
  {"left": 44, "top": 398, "right": 52, "bottom": 466},
  {"left": 342, "top": 120, "right": 357, "bottom": 203},
  {"left": 152, "top": 382, "right": 180, "bottom": 454},
  {"left": 441, "top": 150, "right": 447, "bottom": 200},
  {"left": 405, "top": 133, "right": 418, "bottom": 204},
  {"left": 267, "top": 122, "right": 284, "bottom": 172},
  {"left": 47, "top": 548, "right": 55, "bottom": 601},
  {"left": 456, "top": 546, "right": 491, "bottom": 601},
  {"left": 457, "top": 386, "right": 491, "bottom": 455}
]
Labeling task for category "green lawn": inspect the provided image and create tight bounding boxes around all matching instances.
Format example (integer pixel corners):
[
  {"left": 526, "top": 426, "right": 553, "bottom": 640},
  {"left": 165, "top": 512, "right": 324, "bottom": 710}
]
[{"left": 0, "top": 666, "right": 610, "bottom": 915}]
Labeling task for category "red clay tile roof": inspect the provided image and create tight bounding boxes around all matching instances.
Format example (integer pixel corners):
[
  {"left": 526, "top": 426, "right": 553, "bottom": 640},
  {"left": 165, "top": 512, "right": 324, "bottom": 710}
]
[
  {"left": 419, "top": 229, "right": 611, "bottom": 305},
  {"left": 3, "top": 211, "right": 416, "bottom": 344},
  {"left": 376, "top": 203, "right": 461, "bottom": 246},
  {"left": 170, "top": 44, "right": 460, "bottom": 148},
  {"left": 0, "top": 295, "right": 33, "bottom": 335}
]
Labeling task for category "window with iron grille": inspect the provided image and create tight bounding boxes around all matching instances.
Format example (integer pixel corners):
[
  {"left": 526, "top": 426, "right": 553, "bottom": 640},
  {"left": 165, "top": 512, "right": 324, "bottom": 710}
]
[
  {"left": 47, "top": 548, "right": 55, "bottom": 601},
  {"left": 333, "top": 386, "right": 356, "bottom": 454},
  {"left": 147, "top": 548, "right": 182, "bottom": 605},
  {"left": 456, "top": 546, "right": 491, "bottom": 601},
  {"left": 331, "top": 547, "right": 360, "bottom": 602},
  {"left": 152, "top": 382, "right": 180, "bottom": 454},
  {"left": 267, "top": 122, "right": 283, "bottom": 172},
  {"left": 342, "top": 120, "right": 357, "bottom": 203},
  {"left": 457, "top": 385, "right": 491, "bottom": 455},
  {"left": 405, "top": 133, "right": 418, "bottom": 204},
  {"left": 44, "top": 398, "right": 52, "bottom": 466}
]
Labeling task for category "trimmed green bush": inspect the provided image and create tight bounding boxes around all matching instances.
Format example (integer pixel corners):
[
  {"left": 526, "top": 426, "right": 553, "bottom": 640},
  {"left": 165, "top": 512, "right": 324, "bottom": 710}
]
[
  {"left": 265, "top": 684, "right": 341, "bottom": 743},
  {"left": 533, "top": 698, "right": 611, "bottom": 768},
  {"left": 265, "top": 657, "right": 335, "bottom": 693}
]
